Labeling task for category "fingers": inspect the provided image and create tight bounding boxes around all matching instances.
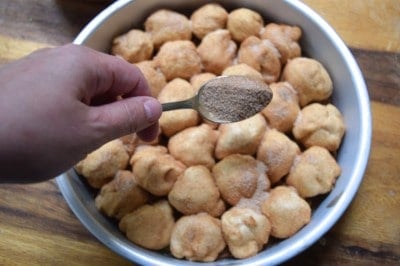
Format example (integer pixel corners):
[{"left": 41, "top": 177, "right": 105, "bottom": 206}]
[
  {"left": 88, "top": 96, "right": 162, "bottom": 142},
  {"left": 92, "top": 54, "right": 151, "bottom": 100}
]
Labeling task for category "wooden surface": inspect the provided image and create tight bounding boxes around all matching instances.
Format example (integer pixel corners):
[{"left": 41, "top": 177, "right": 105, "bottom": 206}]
[{"left": 0, "top": 0, "right": 399, "bottom": 265}]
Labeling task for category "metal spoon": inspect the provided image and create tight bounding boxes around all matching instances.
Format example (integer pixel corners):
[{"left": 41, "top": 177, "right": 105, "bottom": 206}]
[{"left": 161, "top": 75, "right": 273, "bottom": 124}]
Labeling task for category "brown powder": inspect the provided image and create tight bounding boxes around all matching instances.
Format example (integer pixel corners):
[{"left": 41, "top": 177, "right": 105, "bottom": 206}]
[{"left": 198, "top": 75, "right": 272, "bottom": 123}]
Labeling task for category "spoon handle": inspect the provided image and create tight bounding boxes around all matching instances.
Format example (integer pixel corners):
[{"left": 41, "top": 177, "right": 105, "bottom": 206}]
[{"left": 161, "top": 97, "right": 196, "bottom": 112}]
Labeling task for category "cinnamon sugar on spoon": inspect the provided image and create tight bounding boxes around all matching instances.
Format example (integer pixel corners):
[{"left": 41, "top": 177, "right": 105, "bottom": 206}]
[{"left": 162, "top": 75, "right": 273, "bottom": 123}]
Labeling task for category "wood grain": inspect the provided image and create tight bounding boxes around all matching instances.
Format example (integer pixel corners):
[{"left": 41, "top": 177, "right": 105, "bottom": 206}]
[
  {"left": 0, "top": 0, "right": 399, "bottom": 265},
  {"left": 303, "top": 0, "right": 400, "bottom": 52}
]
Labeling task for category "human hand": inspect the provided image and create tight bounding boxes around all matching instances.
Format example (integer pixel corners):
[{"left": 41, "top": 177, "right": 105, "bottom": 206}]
[{"left": 0, "top": 44, "right": 162, "bottom": 183}]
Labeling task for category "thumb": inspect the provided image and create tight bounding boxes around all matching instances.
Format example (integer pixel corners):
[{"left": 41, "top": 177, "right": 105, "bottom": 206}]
[{"left": 88, "top": 96, "right": 162, "bottom": 142}]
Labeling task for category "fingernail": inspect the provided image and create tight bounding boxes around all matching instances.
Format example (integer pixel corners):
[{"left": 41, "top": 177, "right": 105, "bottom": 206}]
[{"left": 144, "top": 99, "right": 161, "bottom": 123}]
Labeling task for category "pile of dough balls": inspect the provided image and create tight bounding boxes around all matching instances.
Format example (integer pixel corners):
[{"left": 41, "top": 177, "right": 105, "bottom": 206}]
[{"left": 75, "top": 3, "right": 346, "bottom": 262}]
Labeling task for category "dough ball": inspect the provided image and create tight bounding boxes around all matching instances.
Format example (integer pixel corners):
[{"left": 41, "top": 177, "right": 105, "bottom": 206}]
[
  {"left": 238, "top": 36, "right": 281, "bottom": 84},
  {"left": 190, "top": 72, "right": 217, "bottom": 92},
  {"left": 168, "top": 124, "right": 219, "bottom": 169},
  {"left": 227, "top": 8, "right": 264, "bottom": 42},
  {"left": 191, "top": 3, "right": 228, "bottom": 39},
  {"left": 75, "top": 139, "right": 129, "bottom": 189},
  {"left": 261, "top": 186, "right": 311, "bottom": 238},
  {"left": 135, "top": 60, "right": 166, "bottom": 97},
  {"left": 215, "top": 114, "right": 267, "bottom": 159},
  {"left": 260, "top": 23, "right": 302, "bottom": 64},
  {"left": 144, "top": 9, "right": 191, "bottom": 48},
  {"left": 157, "top": 78, "right": 200, "bottom": 137},
  {"left": 261, "top": 82, "right": 300, "bottom": 133},
  {"left": 197, "top": 29, "right": 237, "bottom": 74},
  {"left": 292, "top": 103, "right": 345, "bottom": 151},
  {"left": 111, "top": 29, "right": 153, "bottom": 63},
  {"left": 281, "top": 57, "right": 333, "bottom": 106},
  {"left": 221, "top": 207, "right": 271, "bottom": 259},
  {"left": 119, "top": 200, "right": 175, "bottom": 250},
  {"left": 95, "top": 170, "right": 149, "bottom": 220},
  {"left": 168, "top": 165, "right": 225, "bottom": 217},
  {"left": 170, "top": 213, "right": 226, "bottom": 262},
  {"left": 287, "top": 146, "right": 341, "bottom": 198},
  {"left": 130, "top": 145, "right": 186, "bottom": 196},
  {"left": 257, "top": 128, "right": 300, "bottom": 184},
  {"left": 222, "top": 63, "right": 263, "bottom": 80},
  {"left": 154, "top": 40, "right": 202, "bottom": 81},
  {"left": 212, "top": 154, "right": 269, "bottom": 206}
]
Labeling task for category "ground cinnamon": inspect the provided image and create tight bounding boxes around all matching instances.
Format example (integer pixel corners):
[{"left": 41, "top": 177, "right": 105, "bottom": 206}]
[{"left": 199, "top": 75, "right": 273, "bottom": 123}]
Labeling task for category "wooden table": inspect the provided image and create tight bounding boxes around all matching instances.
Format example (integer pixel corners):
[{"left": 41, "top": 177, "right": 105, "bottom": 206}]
[{"left": 0, "top": 0, "right": 399, "bottom": 265}]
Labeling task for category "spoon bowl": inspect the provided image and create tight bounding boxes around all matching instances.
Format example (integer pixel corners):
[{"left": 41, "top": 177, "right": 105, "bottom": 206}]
[{"left": 161, "top": 75, "right": 273, "bottom": 123}]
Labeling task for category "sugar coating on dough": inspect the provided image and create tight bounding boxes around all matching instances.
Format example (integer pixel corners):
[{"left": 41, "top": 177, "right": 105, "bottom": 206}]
[
  {"left": 157, "top": 78, "right": 200, "bottom": 137},
  {"left": 154, "top": 40, "right": 202, "bottom": 81},
  {"left": 238, "top": 36, "right": 281, "bottom": 84},
  {"left": 130, "top": 145, "right": 186, "bottom": 196},
  {"left": 213, "top": 154, "right": 269, "bottom": 206},
  {"left": 119, "top": 200, "right": 175, "bottom": 250},
  {"left": 261, "top": 186, "right": 311, "bottom": 238},
  {"left": 170, "top": 213, "right": 226, "bottom": 262},
  {"left": 260, "top": 23, "right": 302, "bottom": 64},
  {"left": 145, "top": 9, "right": 192, "bottom": 48},
  {"left": 282, "top": 57, "right": 333, "bottom": 106},
  {"left": 227, "top": 8, "right": 264, "bottom": 42},
  {"left": 197, "top": 29, "right": 237, "bottom": 74},
  {"left": 215, "top": 114, "right": 267, "bottom": 159},
  {"left": 292, "top": 103, "right": 345, "bottom": 151},
  {"left": 221, "top": 207, "right": 271, "bottom": 259},
  {"left": 75, "top": 139, "right": 129, "bottom": 189},
  {"left": 168, "top": 124, "right": 219, "bottom": 169},
  {"left": 261, "top": 82, "right": 300, "bottom": 133},
  {"left": 257, "top": 128, "right": 300, "bottom": 184},
  {"left": 191, "top": 3, "right": 228, "bottom": 39},
  {"left": 286, "top": 146, "right": 341, "bottom": 198},
  {"left": 95, "top": 170, "right": 149, "bottom": 220},
  {"left": 111, "top": 29, "right": 153, "bottom": 63},
  {"left": 168, "top": 165, "right": 225, "bottom": 217}
]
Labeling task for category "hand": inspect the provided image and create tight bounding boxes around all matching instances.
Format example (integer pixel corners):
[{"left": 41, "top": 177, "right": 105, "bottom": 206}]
[{"left": 0, "top": 44, "right": 162, "bottom": 183}]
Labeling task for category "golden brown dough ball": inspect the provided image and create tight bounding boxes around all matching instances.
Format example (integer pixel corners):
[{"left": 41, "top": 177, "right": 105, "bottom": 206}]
[
  {"left": 213, "top": 154, "right": 269, "bottom": 206},
  {"left": 287, "top": 146, "right": 341, "bottom": 198},
  {"left": 221, "top": 207, "right": 271, "bottom": 259},
  {"left": 197, "top": 29, "right": 237, "bottom": 74},
  {"left": 95, "top": 170, "right": 149, "bottom": 220},
  {"left": 292, "top": 103, "right": 345, "bottom": 151},
  {"left": 168, "top": 124, "right": 219, "bottom": 169},
  {"left": 130, "top": 145, "right": 186, "bottom": 196},
  {"left": 154, "top": 40, "right": 202, "bottom": 81},
  {"left": 227, "top": 8, "right": 264, "bottom": 42},
  {"left": 135, "top": 60, "right": 166, "bottom": 97},
  {"left": 215, "top": 114, "right": 267, "bottom": 159},
  {"left": 111, "top": 29, "right": 153, "bottom": 63},
  {"left": 260, "top": 23, "right": 302, "bottom": 64},
  {"left": 222, "top": 63, "right": 263, "bottom": 80},
  {"left": 190, "top": 72, "right": 217, "bottom": 92},
  {"left": 119, "top": 200, "right": 175, "bottom": 250},
  {"left": 168, "top": 165, "right": 225, "bottom": 217},
  {"left": 157, "top": 78, "right": 200, "bottom": 137},
  {"left": 281, "top": 57, "right": 333, "bottom": 106},
  {"left": 257, "top": 128, "right": 300, "bottom": 184},
  {"left": 119, "top": 133, "right": 139, "bottom": 156},
  {"left": 238, "top": 36, "right": 281, "bottom": 84},
  {"left": 261, "top": 82, "right": 300, "bottom": 133},
  {"left": 75, "top": 139, "right": 129, "bottom": 189},
  {"left": 170, "top": 213, "right": 226, "bottom": 262},
  {"left": 144, "top": 9, "right": 191, "bottom": 48},
  {"left": 261, "top": 186, "right": 311, "bottom": 238},
  {"left": 191, "top": 3, "right": 228, "bottom": 39}
]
